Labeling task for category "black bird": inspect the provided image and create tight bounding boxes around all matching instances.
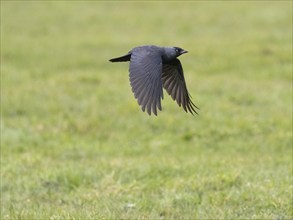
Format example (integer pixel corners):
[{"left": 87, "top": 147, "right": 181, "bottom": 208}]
[{"left": 109, "top": 45, "right": 199, "bottom": 115}]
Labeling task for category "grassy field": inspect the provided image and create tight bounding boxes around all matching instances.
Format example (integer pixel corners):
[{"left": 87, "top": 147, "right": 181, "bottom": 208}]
[{"left": 1, "top": 1, "right": 292, "bottom": 219}]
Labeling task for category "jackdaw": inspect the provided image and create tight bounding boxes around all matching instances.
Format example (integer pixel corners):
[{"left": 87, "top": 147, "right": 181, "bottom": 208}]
[{"left": 109, "top": 45, "right": 199, "bottom": 116}]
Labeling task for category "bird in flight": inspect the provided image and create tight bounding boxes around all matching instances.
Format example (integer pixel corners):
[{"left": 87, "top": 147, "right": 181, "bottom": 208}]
[{"left": 109, "top": 45, "right": 199, "bottom": 116}]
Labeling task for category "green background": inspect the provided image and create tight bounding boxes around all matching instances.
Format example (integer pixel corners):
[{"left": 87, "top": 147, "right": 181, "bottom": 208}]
[{"left": 1, "top": 1, "right": 292, "bottom": 219}]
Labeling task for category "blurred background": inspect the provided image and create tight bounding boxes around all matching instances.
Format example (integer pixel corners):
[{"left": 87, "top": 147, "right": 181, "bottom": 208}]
[{"left": 1, "top": 1, "right": 292, "bottom": 219}]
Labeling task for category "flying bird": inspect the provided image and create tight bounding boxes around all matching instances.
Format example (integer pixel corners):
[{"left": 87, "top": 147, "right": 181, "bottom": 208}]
[{"left": 109, "top": 45, "right": 199, "bottom": 115}]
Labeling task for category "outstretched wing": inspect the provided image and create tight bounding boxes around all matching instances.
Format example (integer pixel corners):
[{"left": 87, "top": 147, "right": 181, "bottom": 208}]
[
  {"left": 162, "top": 58, "right": 199, "bottom": 115},
  {"left": 129, "top": 48, "right": 163, "bottom": 115}
]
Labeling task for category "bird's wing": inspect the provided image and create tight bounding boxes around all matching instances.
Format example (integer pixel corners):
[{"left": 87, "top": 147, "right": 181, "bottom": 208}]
[
  {"left": 129, "top": 49, "right": 163, "bottom": 115},
  {"left": 162, "top": 58, "right": 199, "bottom": 115}
]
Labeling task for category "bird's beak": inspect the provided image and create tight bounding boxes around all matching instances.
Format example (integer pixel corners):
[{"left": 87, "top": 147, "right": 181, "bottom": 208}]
[{"left": 181, "top": 50, "right": 188, "bottom": 54}]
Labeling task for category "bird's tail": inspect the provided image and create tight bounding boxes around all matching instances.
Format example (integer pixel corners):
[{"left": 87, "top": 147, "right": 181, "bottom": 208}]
[{"left": 109, "top": 54, "right": 131, "bottom": 62}]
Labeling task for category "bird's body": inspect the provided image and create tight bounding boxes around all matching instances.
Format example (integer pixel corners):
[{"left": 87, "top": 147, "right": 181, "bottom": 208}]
[{"left": 109, "top": 45, "right": 199, "bottom": 115}]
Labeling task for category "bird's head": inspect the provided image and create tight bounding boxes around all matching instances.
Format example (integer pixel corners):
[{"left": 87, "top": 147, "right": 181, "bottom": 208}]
[
  {"left": 173, "top": 47, "right": 188, "bottom": 57},
  {"left": 162, "top": 47, "right": 188, "bottom": 61}
]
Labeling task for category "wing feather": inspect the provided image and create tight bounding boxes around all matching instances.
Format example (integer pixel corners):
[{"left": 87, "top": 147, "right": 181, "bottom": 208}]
[
  {"left": 162, "top": 59, "right": 199, "bottom": 115},
  {"left": 129, "top": 47, "right": 163, "bottom": 115}
]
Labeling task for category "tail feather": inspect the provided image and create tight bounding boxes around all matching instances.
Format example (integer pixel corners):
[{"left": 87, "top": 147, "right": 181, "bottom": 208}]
[{"left": 109, "top": 54, "right": 131, "bottom": 62}]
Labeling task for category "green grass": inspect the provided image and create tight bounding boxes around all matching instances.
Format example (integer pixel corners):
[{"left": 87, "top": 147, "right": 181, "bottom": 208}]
[{"left": 1, "top": 1, "right": 292, "bottom": 219}]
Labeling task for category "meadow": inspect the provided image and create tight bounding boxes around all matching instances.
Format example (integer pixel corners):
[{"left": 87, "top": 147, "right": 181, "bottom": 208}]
[{"left": 1, "top": 1, "right": 292, "bottom": 219}]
